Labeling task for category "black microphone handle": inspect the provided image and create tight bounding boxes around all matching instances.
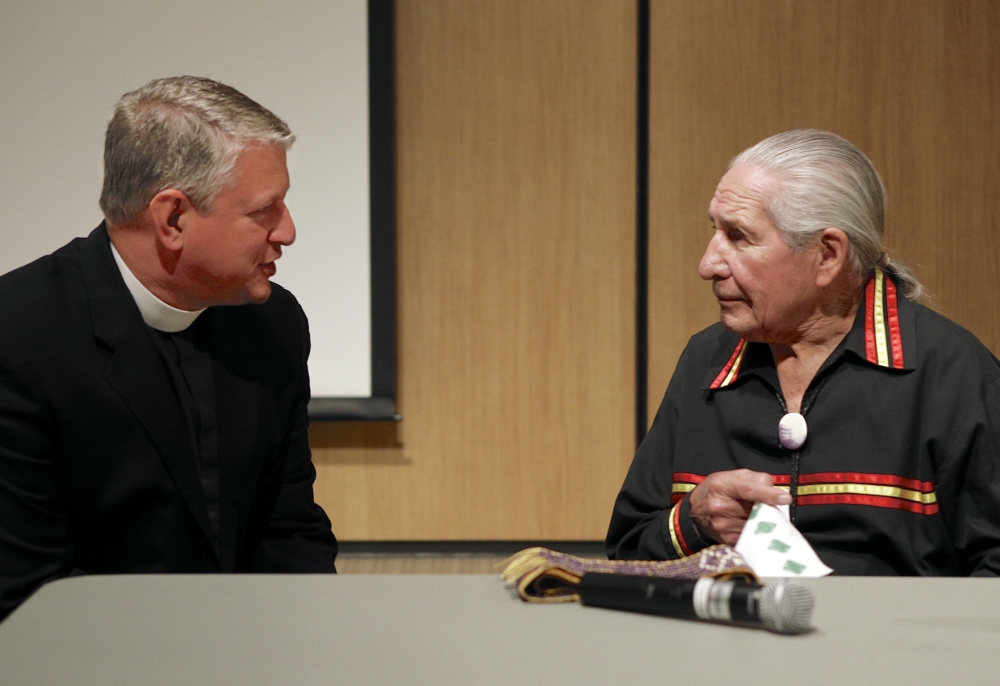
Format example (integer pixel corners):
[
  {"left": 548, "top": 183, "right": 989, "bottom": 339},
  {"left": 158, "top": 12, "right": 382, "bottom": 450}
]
[
  {"left": 579, "top": 574, "right": 704, "bottom": 620},
  {"left": 578, "top": 574, "right": 805, "bottom": 632}
]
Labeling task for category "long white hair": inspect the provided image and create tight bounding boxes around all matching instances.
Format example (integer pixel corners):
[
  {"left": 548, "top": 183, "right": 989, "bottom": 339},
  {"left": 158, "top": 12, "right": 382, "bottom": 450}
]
[{"left": 732, "top": 129, "right": 923, "bottom": 300}]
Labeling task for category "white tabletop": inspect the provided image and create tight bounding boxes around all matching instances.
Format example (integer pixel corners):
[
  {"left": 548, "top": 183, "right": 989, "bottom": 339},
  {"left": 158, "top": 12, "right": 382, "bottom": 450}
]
[{"left": 0, "top": 574, "right": 998, "bottom": 685}]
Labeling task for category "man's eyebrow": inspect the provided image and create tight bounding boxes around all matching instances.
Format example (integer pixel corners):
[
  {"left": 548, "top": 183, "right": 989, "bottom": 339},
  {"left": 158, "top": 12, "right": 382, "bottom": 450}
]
[
  {"left": 256, "top": 189, "right": 287, "bottom": 206},
  {"left": 709, "top": 213, "right": 735, "bottom": 228}
]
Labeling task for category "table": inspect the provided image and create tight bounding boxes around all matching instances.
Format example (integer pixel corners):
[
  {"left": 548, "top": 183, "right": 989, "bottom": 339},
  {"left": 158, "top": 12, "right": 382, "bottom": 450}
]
[{"left": 1, "top": 574, "right": 998, "bottom": 684}]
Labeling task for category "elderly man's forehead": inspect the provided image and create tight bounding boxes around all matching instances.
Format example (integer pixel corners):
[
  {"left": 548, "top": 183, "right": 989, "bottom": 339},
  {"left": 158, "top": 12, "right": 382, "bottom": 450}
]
[{"left": 709, "top": 165, "right": 775, "bottom": 216}]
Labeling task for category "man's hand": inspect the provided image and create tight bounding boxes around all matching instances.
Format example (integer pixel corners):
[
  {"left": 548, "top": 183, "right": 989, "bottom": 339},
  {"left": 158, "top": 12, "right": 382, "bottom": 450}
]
[{"left": 688, "top": 469, "right": 792, "bottom": 545}]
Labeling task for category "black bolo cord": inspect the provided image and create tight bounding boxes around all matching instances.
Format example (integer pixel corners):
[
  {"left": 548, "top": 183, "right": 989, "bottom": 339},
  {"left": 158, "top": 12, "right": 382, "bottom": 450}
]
[
  {"left": 777, "top": 373, "right": 832, "bottom": 526},
  {"left": 789, "top": 450, "right": 801, "bottom": 525}
]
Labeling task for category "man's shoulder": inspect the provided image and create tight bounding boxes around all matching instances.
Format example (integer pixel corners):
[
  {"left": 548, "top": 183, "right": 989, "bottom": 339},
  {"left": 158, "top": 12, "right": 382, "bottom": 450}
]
[
  {"left": 227, "top": 282, "right": 304, "bottom": 326},
  {"left": 0, "top": 236, "right": 88, "bottom": 316},
  {"left": 688, "top": 321, "right": 738, "bottom": 346},
  {"left": 261, "top": 281, "right": 303, "bottom": 316},
  {"left": 662, "top": 322, "right": 742, "bottom": 387},
  {"left": 209, "top": 282, "right": 308, "bottom": 352},
  {"left": 911, "top": 299, "right": 987, "bottom": 343},
  {"left": 682, "top": 322, "right": 741, "bottom": 363},
  {"left": 909, "top": 300, "right": 1000, "bottom": 378}
]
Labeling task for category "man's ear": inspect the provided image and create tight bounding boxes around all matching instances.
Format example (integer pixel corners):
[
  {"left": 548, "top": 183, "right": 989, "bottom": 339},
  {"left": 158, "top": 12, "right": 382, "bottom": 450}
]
[
  {"left": 815, "top": 227, "right": 851, "bottom": 287},
  {"left": 148, "top": 189, "right": 194, "bottom": 251}
]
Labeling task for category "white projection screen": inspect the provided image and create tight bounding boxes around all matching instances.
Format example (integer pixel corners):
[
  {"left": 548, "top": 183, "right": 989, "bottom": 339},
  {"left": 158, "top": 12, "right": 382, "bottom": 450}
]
[{"left": 0, "top": 0, "right": 397, "bottom": 420}]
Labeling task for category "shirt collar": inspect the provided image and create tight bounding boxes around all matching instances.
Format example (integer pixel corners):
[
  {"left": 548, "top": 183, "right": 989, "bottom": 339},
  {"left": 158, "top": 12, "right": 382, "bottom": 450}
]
[
  {"left": 841, "top": 266, "right": 916, "bottom": 371},
  {"left": 110, "top": 241, "right": 206, "bottom": 333},
  {"left": 702, "top": 267, "right": 916, "bottom": 391}
]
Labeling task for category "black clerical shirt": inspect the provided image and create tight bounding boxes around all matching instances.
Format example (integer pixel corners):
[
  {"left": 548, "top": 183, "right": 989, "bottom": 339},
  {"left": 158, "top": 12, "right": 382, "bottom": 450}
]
[{"left": 152, "top": 319, "right": 221, "bottom": 550}]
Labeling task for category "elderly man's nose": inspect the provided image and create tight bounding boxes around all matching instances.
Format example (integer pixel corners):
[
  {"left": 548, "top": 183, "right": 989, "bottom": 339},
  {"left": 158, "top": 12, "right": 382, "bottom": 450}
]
[{"left": 698, "top": 238, "right": 725, "bottom": 280}]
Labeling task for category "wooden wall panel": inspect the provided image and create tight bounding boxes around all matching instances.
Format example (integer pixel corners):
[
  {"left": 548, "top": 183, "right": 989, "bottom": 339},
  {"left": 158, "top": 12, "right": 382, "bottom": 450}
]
[
  {"left": 647, "top": 0, "right": 1000, "bottom": 417},
  {"left": 311, "top": 0, "right": 637, "bottom": 540}
]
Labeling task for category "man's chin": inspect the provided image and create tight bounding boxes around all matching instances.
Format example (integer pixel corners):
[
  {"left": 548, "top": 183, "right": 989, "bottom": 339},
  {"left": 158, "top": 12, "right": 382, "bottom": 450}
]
[
  {"left": 236, "top": 278, "right": 273, "bottom": 306},
  {"left": 246, "top": 283, "right": 273, "bottom": 304},
  {"left": 718, "top": 312, "right": 756, "bottom": 338}
]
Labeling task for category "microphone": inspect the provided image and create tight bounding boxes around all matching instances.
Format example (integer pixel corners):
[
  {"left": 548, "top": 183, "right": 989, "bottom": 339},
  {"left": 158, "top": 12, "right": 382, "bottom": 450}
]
[{"left": 577, "top": 573, "right": 814, "bottom": 634}]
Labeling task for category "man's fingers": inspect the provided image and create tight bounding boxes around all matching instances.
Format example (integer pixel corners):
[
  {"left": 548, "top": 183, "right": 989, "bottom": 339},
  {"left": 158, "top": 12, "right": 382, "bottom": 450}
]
[
  {"left": 717, "top": 469, "right": 791, "bottom": 506},
  {"left": 689, "top": 469, "right": 792, "bottom": 543},
  {"left": 705, "top": 510, "right": 753, "bottom": 546},
  {"left": 739, "top": 484, "right": 792, "bottom": 507}
]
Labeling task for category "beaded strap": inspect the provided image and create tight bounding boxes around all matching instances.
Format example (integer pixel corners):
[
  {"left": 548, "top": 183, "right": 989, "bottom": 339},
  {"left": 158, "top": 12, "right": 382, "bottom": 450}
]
[{"left": 500, "top": 545, "right": 756, "bottom": 603}]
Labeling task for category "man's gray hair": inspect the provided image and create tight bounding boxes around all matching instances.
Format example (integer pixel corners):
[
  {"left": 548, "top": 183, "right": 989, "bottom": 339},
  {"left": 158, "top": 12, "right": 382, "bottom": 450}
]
[
  {"left": 99, "top": 76, "right": 294, "bottom": 227},
  {"left": 731, "top": 129, "right": 923, "bottom": 300}
]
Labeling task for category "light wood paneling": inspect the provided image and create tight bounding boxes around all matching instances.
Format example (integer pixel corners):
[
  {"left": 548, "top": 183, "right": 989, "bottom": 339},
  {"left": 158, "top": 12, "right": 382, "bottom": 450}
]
[
  {"left": 337, "top": 555, "right": 505, "bottom": 575},
  {"left": 648, "top": 0, "right": 1000, "bottom": 416},
  {"left": 312, "top": 0, "right": 637, "bottom": 540}
]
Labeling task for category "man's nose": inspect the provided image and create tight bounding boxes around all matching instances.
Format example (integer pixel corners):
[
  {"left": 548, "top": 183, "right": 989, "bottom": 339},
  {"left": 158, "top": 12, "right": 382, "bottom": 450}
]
[
  {"left": 698, "top": 233, "right": 727, "bottom": 281},
  {"left": 273, "top": 206, "right": 296, "bottom": 247}
]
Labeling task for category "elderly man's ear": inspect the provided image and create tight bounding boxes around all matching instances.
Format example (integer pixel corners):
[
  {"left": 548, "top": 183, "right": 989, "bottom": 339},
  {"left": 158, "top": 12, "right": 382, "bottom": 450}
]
[
  {"left": 814, "top": 227, "right": 852, "bottom": 287},
  {"left": 148, "top": 189, "right": 194, "bottom": 252}
]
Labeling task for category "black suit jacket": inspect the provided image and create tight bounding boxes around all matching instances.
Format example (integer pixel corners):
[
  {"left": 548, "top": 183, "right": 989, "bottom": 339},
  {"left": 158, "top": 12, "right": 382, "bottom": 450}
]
[{"left": 0, "top": 224, "right": 337, "bottom": 619}]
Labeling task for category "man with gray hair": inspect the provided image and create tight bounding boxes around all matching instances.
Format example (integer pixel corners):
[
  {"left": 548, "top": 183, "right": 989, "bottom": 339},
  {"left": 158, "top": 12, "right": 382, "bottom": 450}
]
[
  {"left": 0, "top": 76, "right": 337, "bottom": 621},
  {"left": 607, "top": 129, "right": 1000, "bottom": 575}
]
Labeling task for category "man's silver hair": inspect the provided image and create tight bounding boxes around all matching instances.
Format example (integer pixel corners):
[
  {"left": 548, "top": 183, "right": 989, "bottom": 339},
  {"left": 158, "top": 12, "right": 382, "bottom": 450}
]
[
  {"left": 99, "top": 76, "right": 294, "bottom": 226},
  {"left": 731, "top": 129, "right": 923, "bottom": 300}
]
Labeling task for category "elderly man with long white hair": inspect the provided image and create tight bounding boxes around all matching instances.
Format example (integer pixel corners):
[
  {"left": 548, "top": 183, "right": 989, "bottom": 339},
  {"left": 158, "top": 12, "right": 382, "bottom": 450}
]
[{"left": 608, "top": 129, "right": 1000, "bottom": 575}]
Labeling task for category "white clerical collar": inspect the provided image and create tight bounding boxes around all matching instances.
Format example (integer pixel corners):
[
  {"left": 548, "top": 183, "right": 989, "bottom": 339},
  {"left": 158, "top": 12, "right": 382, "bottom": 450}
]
[{"left": 110, "top": 242, "right": 206, "bottom": 333}]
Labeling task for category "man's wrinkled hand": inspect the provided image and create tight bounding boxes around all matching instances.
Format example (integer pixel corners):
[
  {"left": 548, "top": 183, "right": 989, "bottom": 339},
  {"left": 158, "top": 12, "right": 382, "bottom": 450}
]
[{"left": 688, "top": 469, "right": 792, "bottom": 546}]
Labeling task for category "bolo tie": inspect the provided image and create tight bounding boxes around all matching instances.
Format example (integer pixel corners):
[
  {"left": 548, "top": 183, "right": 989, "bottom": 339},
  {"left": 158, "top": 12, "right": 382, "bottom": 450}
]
[
  {"left": 778, "top": 411, "right": 807, "bottom": 523},
  {"left": 774, "top": 373, "right": 830, "bottom": 524}
]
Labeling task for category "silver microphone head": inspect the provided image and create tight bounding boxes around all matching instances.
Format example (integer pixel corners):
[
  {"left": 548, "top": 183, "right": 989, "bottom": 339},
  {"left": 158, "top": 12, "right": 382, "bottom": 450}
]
[{"left": 757, "top": 579, "right": 815, "bottom": 634}]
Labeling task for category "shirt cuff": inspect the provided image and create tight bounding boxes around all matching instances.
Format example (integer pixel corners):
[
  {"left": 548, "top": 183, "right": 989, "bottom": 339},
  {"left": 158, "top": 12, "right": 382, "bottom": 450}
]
[{"left": 666, "top": 494, "right": 715, "bottom": 557}]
